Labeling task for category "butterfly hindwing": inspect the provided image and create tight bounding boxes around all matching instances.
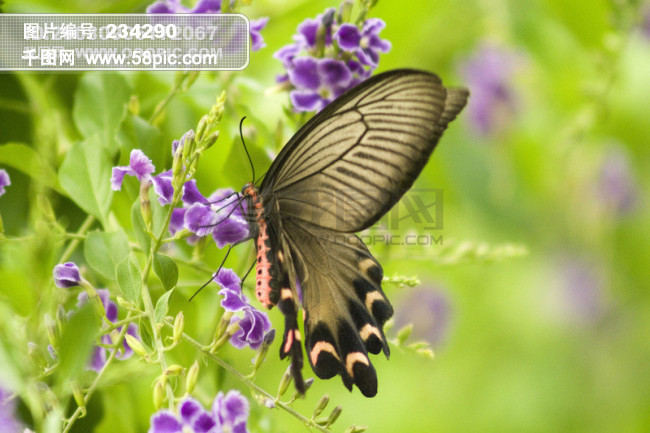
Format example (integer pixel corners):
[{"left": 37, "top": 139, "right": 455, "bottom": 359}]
[{"left": 281, "top": 218, "right": 392, "bottom": 397}]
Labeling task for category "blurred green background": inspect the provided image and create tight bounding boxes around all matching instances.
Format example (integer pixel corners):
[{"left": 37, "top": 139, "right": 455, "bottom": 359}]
[{"left": 1, "top": 0, "right": 649, "bottom": 432}]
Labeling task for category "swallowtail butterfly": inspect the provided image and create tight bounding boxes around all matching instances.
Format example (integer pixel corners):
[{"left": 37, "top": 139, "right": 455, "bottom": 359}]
[{"left": 241, "top": 69, "right": 468, "bottom": 397}]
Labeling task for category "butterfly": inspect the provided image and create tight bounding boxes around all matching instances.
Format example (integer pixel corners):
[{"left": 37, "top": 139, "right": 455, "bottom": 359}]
[{"left": 240, "top": 69, "right": 468, "bottom": 397}]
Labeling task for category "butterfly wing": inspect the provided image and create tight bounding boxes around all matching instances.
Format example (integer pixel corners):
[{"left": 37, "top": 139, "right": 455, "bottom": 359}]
[
  {"left": 262, "top": 69, "right": 468, "bottom": 396},
  {"left": 281, "top": 217, "right": 391, "bottom": 397},
  {"left": 261, "top": 69, "right": 469, "bottom": 233}
]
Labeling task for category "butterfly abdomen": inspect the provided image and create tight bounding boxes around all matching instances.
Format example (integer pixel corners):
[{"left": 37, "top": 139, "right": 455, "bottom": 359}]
[{"left": 245, "top": 184, "right": 280, "bottom": 309}]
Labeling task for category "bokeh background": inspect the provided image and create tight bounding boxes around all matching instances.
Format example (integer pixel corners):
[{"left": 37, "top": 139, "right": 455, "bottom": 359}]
[{"left": 1, "top": 0, "right": 649, "bottom": 432}]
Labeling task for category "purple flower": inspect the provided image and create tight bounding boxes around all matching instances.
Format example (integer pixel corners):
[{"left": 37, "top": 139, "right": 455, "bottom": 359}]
[
  {"left": 77, "top": 289, "right": 141, "bottom": 372},
  {"left": 393, "top": 287, "right": 452, "bottom": 347},
  {"left": 231, "top": 307, "right": 272, "bottom": 350},
  {"left": 460, "top": 44, "right": 521, "bottom": 136},
  {"left": 289, "top": 57, "right": 355, "bottom": 112},
  {"left": 335, "top": 19, "right": 391, "bottom": 67},
  {"left": 53, "top": 262, "right": 82, "bottom": 288},
  {"left": 213, "top": 268, "right": 248, "bottom": 312},
  {"left": 212, "top": 391, "right": 249, "bottom": 433},
  {"left": 182, "top": 187, "right": 249, "bottom": 248},
  {"left": 146, "top": 0, "right": 267, "bottom": 52},
  {"left": 111, "top": 149, "right": 155, "bottom": 191},
  {"left": 597, "top": 146, "right": 638, "bottom": 215},
  {"left": 148, "top": 392, "right": 250, "bottom": 433},
  {"left": 0, "top": 386, "right": 23, "bottom": 433},
  {"left": 250, "top": 18, "right": 269, "bottom": 51},
  {"left": 0, "top": 169, "right": 10, "bottom": 197},
  {"left": 152, "top": 170, "right": 174, "bottom": 205},
  {"left": 276, "top": 10, "right": 389, "bottom": 112},
  {"left": 148, "top": 410, "right": 183, "bottom": 433}
]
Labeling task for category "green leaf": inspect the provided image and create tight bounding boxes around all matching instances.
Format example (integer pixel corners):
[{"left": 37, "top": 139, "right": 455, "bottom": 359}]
[
  {"left": 117, "top": 115, "right": 165, "bottom": 170},
  {"left": 56, "top": 303, "right": 98, "bottom": 385},
  {"left": 138, "top": 318, "right": 154, "bottom": 350},
  {"left": 131, "top": 200, "right": 151, "bottom": 252},
  {"left": 59, "top": 136, "right": 112, "bottom": 225},
  {"left": 0, "top": 142, "right": 63, "bottom": 194},
  {"left": 154, "top": 289, "right": 174, "bottom": 324},
  {"left": 73, "top": 73, "right": 131, "bottom": 150},
  {"left": 153, "top": 253, "right": 178, "bottom": 292},
  {"left": 84, "top": 230, "right": 130, "bottom": 280},
  {"left": 116, "top": 257, "right": 141, "bottom": 303}
]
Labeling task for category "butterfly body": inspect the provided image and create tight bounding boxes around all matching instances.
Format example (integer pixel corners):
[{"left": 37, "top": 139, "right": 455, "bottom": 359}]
[{"left": 242, "top": 69, "right": 469, "bottom": 397}]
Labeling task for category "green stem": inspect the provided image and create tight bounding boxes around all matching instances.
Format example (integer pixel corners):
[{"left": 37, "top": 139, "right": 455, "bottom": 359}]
[
  {"left": 139, "top": 186, "right": 186, "bottom": 408},
  {"left": 169, "top": 325, "right": 331, "bottom": 433},
  {"left": 101, "top": 312, "right": 147, "bottom": 334},
  {"left": 148, "top": 72, "right": 190, "bottom": 123},
  {"left": 58, "top": 215, "right": 95, "bottom": 263}
]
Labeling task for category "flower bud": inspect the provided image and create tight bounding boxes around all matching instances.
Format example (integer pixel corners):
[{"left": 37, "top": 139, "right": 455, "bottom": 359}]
[
  {"left": 125, "top": 334, "right": 148, "bottom": 359},
  {"left": 180, "top": 129, "right": 196, "bottom": 159},
  {"left": 139, "top": 181, "right": 152, "bottom": 229},
  {"left": 153, "top": 379, "right": 165, "bottom": 410},
  {"left": 215, "top": 311, "right": 234, "bottom": 340},
  {"left": 277, "top": 365, "right": 293, "bottom": 398},
  {"left": 173, "top": 312, "right": 184, "bottom": 344},
  {"left": 325, "top": 406, "right": 343, "bottom": 427},
  {"left": 338, "top": 0, "right": 353, "bottom": 23},
  {"left": 312, "top": 394, "right": 329, "bottom": 418},
  {"left": 195, "top": 115, "right": 209, "bottom": 142},
  {"left": 202, "top": 131, "right": 219, "bottom": 151},
  {"left": 185, "top": 361, "right": 199, "bottom": 394},
  {"left": 211, "top": 320, "right": 239, "bottom": 353},
  {"left": 252, "top": 329, "right": 275, "bottom": 372},
  {"left": 165, "top": 364, "right": 185, "bottom": 376}
]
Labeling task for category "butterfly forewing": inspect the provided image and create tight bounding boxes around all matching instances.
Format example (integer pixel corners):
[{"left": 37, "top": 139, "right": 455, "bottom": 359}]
[{"left": 261, "top": 69, "right": 469, "bottom": 233}]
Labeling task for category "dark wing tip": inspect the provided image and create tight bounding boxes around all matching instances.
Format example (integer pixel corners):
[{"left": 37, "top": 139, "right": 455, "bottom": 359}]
[{"left": 353, "top": 361, "right": 378, "bottom": 397}]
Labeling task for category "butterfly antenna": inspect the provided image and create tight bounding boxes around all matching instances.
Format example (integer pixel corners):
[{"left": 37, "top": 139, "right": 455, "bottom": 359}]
[
  {"left": 239, "top": 117, "right": 255, "bottom": 184},
  {"left": 189, "top": 244, "right": 233, "bottom": 301}
]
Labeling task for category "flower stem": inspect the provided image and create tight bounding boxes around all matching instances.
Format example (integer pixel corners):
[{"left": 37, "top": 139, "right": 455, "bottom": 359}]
[
  {"left": 168, "top": 324, "right": 331, "bottom": 433},
  {"left": 58, "top": 215, "right": 95, "bottom": 263}
]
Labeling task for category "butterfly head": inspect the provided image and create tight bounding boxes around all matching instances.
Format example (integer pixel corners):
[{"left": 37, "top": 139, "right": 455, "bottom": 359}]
[{"left": 241, "top": 182, "right": 257, "bottom": 198}]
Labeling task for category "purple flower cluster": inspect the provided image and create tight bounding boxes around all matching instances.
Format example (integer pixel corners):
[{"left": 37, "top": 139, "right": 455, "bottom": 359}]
[
  {"left": 78, "top": 289, "right": 141, "bottom": 372},
  {"left": 149, "top": 391, "right": 249, "bottom": 433},
  {"left": 275, "top": 9, "right": 390, "bottom": 112},
  {"left": 460, "top": 44, "right": 521, "bottom": 136},
  {"left": 146, "top": 0, "right": 268, "bottom": 51},
  {"left": 213, "top": 268, "right": 272, "bottom": 350},
  {"left": 111, "top": 148, "right": 249, "bottom": 247},
  {"left": 0, "top": 386, "right": 23, "bottom": 433},
  {"left": 170, "top": 182, "right": 249, "bottom": 248},
  {"left": 0, "top": 169, "right": 10, "bottom": 197}
]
